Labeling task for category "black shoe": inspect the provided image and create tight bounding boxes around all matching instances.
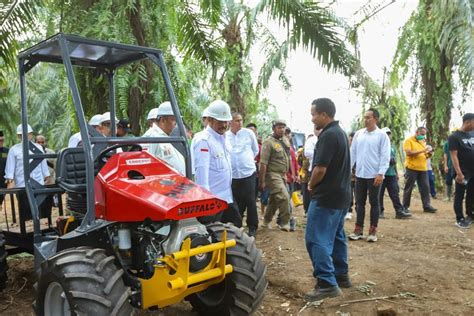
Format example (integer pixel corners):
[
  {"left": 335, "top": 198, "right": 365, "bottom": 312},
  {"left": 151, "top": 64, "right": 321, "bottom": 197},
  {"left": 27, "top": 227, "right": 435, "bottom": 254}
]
[
  {"left": 455, "top": 218, "right": 471, "bottom": 229},
  {"left": 304, "top": 285, "right": 342, "bottom": 302},
  {"left": 336, "top": 274, "right": 352, "bottom": 288},
  {"left": 465, "top": 216, "right": 473, "bottom": 225},
  {"left": 395, "top": 209, "right": 412, "bottom": 219},
  {"left": 248, "top": 227, "right": 257, "bottom": 237},
  {"left": 423, "top": 206, "right": 437, "bottom": 213}
]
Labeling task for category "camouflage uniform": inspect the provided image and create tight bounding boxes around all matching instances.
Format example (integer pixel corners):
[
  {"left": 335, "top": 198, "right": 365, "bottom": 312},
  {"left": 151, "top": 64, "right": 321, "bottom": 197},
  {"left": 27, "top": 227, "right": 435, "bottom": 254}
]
[{"left": 260, "top": 135, "right": 291, "bottom": 225}]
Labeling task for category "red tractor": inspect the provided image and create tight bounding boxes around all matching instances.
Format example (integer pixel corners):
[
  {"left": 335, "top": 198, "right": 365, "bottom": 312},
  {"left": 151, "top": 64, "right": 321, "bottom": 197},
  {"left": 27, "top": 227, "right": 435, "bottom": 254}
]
[{"left": 0, "top": 34, "right": 266, "bottom": 315}]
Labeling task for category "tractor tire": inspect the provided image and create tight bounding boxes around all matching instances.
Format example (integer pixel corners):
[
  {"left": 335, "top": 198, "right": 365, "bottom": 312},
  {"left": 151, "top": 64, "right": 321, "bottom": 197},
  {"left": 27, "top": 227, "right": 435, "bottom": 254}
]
[
  {"left": 188, "top": 223, "right": 267, "bottom": 315},
  {"left": 0, "top": 231, "right": 7, "bottom": 291},
  {"left": 35, "top": 247, "right": 134, "bottom": 316}
]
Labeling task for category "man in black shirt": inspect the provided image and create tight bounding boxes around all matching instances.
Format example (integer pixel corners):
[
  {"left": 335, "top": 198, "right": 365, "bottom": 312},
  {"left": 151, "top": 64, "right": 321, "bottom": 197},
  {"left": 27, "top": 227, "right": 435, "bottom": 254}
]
[
  {"left": 448, "top": 113, "right": 474, "bottom": 229},
  {"left": 0, "top": 131, "right": 9, "bottom": 205},
  {"left": 304, "top": 98, "right": 352, "bottom": 302}
]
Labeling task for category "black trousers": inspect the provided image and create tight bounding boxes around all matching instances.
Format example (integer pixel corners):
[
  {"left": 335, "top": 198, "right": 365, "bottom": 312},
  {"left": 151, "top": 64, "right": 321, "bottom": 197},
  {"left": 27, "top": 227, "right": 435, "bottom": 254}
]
[
  {"left": 301, "top": 182, "right": 311, "bottom": 212},
  {"left": 403, "top": 168, "right": 431, "bottom": 209},
  {"left": 380, "top": 175, "right": 403, "bottom": 213},
  {"left": 355, "top": 177, "right": 381, "bottom": 228},
  {"left": 232, "top": 173, "right": 258, "bottom": 229},
  {"left": 453, "top": 176, "right": 474, "bottom": 221}
]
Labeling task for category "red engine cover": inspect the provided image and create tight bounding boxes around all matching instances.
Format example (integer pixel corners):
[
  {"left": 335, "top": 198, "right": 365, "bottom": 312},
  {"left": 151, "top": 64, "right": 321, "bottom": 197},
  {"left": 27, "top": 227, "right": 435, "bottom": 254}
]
[{"left": 94, "top": 151, "right": 227, "bottom": 221}]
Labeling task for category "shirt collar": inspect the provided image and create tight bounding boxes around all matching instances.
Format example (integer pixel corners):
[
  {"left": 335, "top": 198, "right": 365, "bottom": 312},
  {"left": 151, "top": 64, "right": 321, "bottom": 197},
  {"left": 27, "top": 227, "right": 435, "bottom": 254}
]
[
  {"left": 206, "top": 126, "right": 226, "bottom": 140},
  {"left": 320, "top": 120, "right": 339, "bottom": 136},
  {"left": 152, "top": 123, "right": 167, "bottom": 135},
  {"left": 363, "top": 126, "right": 379, "bottom": 134}
]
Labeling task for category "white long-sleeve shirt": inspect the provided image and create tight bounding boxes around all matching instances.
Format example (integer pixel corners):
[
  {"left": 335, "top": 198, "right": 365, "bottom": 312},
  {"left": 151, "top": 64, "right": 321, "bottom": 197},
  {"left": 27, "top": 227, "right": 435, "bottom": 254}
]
[
  {"left": 142, "top": 123, "right": 185, "bottom": 175},
  {"left": 304, "top": 135, "right": 318, "bottom": 172},
  {"left": 4, "top": 142, "right": 50, "bottom": 187},
  {"left": 193, "top": 126, "right": 233, "bottom": 203},
  {"left": 226, "top": 128, "right": 259, "bottom": 179},
  {"left": 351, "top": 127, "right": 391, "bottom": 179}
]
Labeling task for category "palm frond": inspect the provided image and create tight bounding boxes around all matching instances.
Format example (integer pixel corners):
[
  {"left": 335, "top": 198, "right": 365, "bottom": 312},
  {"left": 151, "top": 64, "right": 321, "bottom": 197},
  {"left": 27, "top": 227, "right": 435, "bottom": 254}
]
[
  {"left": 434, "top": 0, "right": 474, "bottom": 88},
  {"left": 257, "top": 0, "right": 357, "bottom": 76},
  {"left": 176, "top": 2, "right": 222, "bottom": 65},
  {"left": 199, "top": 0, "right": 222, "bottom": 26},
  {"left": 0, "top": 0, "right": 41, "bottom": 69}
]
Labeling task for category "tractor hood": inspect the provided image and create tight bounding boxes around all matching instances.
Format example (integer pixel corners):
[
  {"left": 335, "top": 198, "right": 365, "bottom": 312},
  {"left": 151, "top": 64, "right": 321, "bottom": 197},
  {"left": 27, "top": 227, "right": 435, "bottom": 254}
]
[{"left": 94, "top": 151, "right": 227, "bottom": 221}]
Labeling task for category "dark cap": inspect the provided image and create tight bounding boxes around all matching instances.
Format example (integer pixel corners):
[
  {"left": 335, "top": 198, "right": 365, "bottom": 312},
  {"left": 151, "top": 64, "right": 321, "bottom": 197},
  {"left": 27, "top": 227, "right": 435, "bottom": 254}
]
[
  {"left": 272, "top": 119, "right": 287, "bottom": 128},
  {"left": 462, "top": 113, "right": 474, "bottom": 122},
  {"left": 118, "top": 119, "right": 131, "bottom": 132}
]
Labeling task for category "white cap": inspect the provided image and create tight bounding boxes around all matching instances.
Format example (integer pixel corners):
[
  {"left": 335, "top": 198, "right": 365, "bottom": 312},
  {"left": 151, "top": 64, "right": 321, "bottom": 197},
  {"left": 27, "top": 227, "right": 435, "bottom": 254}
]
[
  {"left": 99, "top": 112, "right": 118, "bottom": 124},
  {"left": 17, "top": 124, "right": 33, "bottom": 134},
  {"left": 156, "top": 101, "right": 174, "bottom": 118},
  {"left": 88, "top": 114, "right": 103, "bottom": 126},
  {"left": 147, "top": 108, "right": 158, "bottom": 120},
  {"left": 206, "top": 100, "right": 232, "bottom": 121},
  {"left": 381, "top": 127, "right": 391, "bottom": 133}
]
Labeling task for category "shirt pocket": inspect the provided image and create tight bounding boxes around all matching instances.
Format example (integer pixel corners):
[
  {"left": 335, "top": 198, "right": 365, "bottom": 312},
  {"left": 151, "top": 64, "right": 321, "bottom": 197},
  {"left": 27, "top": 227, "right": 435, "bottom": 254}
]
[{"left": 211, "top": 152, "right": 225, "bottom": 170}]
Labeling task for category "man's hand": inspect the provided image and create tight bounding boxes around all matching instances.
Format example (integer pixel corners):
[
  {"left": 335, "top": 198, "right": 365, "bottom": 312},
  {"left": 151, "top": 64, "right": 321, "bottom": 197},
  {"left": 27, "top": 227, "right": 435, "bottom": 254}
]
[
  {"left": 373, "top": 174, "right": 384, "bottom": 186},
  {"left": 455, "top": 173, "right": 465, "bottom": 184},
  {"left": 259, "top": 180, "right": 266, "bottom": 192},
  {"left": 6, "top": 181, "right": 14, "bottom": 189}
]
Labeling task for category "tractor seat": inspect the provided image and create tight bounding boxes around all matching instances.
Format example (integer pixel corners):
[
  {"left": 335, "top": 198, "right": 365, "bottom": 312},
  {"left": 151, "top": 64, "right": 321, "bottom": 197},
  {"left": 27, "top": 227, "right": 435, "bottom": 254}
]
[{"left": 56, "top": 147, "right": 98, "bottom": 193}]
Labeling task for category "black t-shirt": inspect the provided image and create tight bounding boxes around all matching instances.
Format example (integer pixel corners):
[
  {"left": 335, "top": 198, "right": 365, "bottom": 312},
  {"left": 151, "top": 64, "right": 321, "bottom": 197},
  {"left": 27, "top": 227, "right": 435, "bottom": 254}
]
[
  {"left": 311, "top": 121, "right": 351, "bottom": 209},
  {"left": 448, "top": 130, "right": 474, "bottom": 178},
  {"left": 0, "top": 146, "right": 9, "bottom": 188}
]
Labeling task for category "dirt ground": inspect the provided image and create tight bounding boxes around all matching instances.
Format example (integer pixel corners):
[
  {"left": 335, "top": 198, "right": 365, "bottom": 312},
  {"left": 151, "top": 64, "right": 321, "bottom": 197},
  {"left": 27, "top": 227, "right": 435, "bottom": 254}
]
[{"left": 1, "top": 192, "right": 473, "bottom": 315}]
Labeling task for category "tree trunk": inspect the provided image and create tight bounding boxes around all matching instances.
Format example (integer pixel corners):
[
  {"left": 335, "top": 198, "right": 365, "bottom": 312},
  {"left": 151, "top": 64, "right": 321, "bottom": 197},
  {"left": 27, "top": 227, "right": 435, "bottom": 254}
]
[{"left": 127, "top": 0, "right": 155, "bottom": 135}]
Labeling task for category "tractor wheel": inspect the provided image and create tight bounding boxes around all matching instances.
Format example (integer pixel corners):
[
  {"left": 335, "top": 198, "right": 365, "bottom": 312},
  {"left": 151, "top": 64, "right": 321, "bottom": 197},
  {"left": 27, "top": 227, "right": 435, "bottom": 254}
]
[
  {"left": 35, "top": 247, "right": 133, "bottom": 316},
  {"left": 0, "top": 231, "right": 7, "bottom": 291},
  {"left": 188, "top": 223, "right": 267, "bottom": 315}
]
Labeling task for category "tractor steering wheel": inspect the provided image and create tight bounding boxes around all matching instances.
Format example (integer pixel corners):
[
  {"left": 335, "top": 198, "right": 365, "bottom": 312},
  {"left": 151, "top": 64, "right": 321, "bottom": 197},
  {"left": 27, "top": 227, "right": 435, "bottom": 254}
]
[{"left": 95, "top": 143, "right": 143, "bottom": 167}]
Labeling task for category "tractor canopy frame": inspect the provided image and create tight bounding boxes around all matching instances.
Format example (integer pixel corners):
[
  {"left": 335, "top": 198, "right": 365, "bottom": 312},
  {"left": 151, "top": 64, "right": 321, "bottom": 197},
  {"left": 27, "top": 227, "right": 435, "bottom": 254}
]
[{"left": 17, "top": 33, "right": 191, "bottom": 260}]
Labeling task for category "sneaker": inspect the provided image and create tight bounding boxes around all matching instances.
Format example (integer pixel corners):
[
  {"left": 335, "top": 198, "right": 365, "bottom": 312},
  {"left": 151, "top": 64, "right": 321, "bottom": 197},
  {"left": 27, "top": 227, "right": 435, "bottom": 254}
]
[
  {"left": 304, "top": 285, "right": 342, "bottom": 302},
  {"left": 278, "top": 223, "right": 290, "bottom": 232},
  {"left": 395, "top": 208, "right": 412, "bottom": 219},
  {"left": 367, "top": 226, "right": 378, "bottom": 242},
  {"left": 348, "top": 225, "right": 363, "bottom": 240},
  {"left": 336, "top": 274, "right": 352, "bottom": 288},
  {"left": 465, "top": 216, "right": 473, "bottom": 225},
  {"left": 379, "top": 212, "right": 385, "bottom": 219},
  {"left": 423, "top": 206, "right": 437, "bottom": 213},
  {"left": 261, "top": 221, "right": 272, "bottom": 229},
  {"left": 455, "top": 218, "right": 471, "bottom": 229},
  {"left": 345, "top": 212, "right": 352, "bottom": 220}
]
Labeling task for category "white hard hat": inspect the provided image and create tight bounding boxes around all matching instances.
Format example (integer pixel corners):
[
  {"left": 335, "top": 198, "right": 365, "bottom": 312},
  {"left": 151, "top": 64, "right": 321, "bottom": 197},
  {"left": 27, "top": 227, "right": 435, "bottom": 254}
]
[
  {"left": 206, "top": 100, "right": 232, "bottom": 121},
  {"left": 382, "top": 127, "right": 391, "bottom": 134},
  {"left": 147, "top": 108, "right": 158, "bottom": 120},
  {"left": 156, "top": 101, "right": 174, "bottom": 118},
  {"left": 88, "top": 114, "right": 103, "bottom": 126},
  {"left": 99, "top": 112, "right": 118, "bottom": 124},
  {"left": 16, "top": 124, "right": 33, "bottom": 134}
]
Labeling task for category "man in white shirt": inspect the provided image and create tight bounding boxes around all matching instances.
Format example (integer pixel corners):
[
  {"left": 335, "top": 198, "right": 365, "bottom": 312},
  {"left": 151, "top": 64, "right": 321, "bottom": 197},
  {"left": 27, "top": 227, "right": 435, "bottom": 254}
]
[
  {"left": 5, "top": 124, "right": 50, "bottom": 220},
  {"left": 348, "top": 109, "right": 390, "bottom": 242},
  {"left": 193, "top": 100, "right": 242, "bottom": 227},
  {"left": 142, "top": 102, "right": 185, "bottom": 175},
  {"left": 68, "top": 114, "right": 103, "bottom": 147},
  {"left": 227, "top": 112, "right": 259, "bottom": 236}
]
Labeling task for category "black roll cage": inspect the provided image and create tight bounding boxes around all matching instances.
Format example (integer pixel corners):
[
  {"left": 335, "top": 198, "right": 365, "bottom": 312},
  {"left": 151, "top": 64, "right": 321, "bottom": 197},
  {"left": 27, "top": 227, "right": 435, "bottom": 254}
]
[{"left": 17, "top": 33, "right": 192, "bottom": 244}]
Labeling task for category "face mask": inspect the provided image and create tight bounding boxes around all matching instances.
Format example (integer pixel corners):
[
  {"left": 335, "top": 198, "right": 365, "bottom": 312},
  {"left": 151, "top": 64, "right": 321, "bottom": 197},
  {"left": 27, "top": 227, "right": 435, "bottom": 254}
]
[{"left": 416, "top": 135, "right": 425, "bottom": 141}]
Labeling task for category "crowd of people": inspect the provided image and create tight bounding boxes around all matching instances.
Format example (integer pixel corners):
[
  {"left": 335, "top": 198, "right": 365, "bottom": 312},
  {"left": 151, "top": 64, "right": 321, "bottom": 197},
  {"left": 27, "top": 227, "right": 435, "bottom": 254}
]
[{"left": 1, "top": 97, "right": 473, "bottom": 303}]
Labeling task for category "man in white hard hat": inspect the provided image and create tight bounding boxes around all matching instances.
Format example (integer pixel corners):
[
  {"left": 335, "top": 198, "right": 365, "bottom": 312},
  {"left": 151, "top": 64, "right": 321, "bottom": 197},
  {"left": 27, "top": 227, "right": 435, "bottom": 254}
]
[
  {"left": 99, "top": 111, "right": 118, "bottom": 137},
  {"left": 68, "top": 114, "right": 103, "bottom": 147},
  {"left": 4, "top": 124, "right": 50, "bottom": 220},
  {"left": 143, "top": 102, "right": 185, "bottom": 175},
  {"left": 146, "top": 108, "right": 159, "bottom": 128},
  {"left": 193, "top": 100, "right": 242, "bottom": 227}
]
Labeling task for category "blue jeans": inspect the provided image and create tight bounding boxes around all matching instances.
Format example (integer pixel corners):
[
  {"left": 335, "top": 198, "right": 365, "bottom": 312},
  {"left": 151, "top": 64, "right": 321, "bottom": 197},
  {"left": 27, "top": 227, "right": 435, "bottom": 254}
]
[{"left": 305, "top": 200, "right": 348, "bottom": 286}]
